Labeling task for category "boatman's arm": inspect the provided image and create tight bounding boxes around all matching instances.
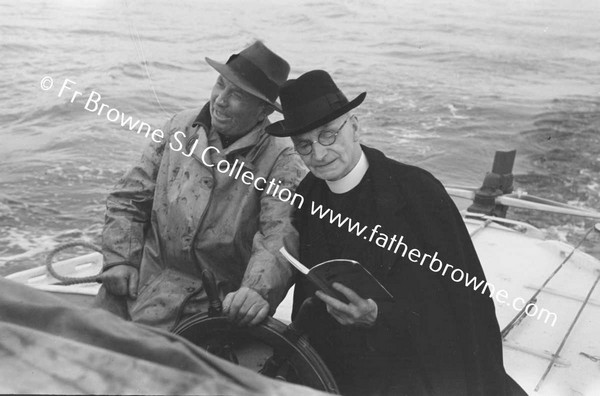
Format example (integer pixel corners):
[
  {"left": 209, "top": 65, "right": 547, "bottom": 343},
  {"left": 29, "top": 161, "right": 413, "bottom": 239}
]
[
  {"left": 225, "top": 146, "right": 306, "bottom": 325},
  {"left": 100, "top": 115, "right": 175, "bottom": 298}
]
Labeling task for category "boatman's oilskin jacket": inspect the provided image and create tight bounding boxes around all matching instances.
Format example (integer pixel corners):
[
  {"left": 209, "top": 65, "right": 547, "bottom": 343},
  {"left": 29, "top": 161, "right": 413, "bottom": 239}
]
[{"left": 101, "top": 103, "right": 306, "bottom": 329}]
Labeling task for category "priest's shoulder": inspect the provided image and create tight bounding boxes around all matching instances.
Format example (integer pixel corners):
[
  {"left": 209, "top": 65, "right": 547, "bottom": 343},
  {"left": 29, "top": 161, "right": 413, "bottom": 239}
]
[{"left": 362, "top": 145, "right": 450, "bottom": 202}]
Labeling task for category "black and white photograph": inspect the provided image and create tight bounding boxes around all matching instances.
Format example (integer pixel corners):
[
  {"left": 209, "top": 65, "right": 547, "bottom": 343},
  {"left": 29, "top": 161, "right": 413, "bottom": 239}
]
[{"left": 1, "top": 0, "right": 599, "bottom": 395}]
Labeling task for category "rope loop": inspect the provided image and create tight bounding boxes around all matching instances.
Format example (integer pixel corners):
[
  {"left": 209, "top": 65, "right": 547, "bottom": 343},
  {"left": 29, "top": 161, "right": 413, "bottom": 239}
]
[{"left": 45, "top": 241, "right": 103, "bottom": 285}]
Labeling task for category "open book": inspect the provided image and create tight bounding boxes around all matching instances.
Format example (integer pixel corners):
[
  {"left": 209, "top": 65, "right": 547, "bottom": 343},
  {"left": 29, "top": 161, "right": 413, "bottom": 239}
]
[{"left": 280, "top": 247, "right": 394, "bottom": 303}]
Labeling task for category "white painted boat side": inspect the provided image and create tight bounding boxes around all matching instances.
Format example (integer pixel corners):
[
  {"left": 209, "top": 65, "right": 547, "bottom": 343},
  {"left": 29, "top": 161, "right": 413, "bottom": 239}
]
[{"left": 464, "top": 219, "right": 600, "bottom": 395}]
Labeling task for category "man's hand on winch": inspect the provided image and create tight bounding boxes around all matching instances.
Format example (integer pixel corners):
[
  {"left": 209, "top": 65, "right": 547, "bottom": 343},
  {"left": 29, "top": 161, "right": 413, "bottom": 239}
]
[{"left": 222, "top": 287, "right": 269, "bottom": 326}]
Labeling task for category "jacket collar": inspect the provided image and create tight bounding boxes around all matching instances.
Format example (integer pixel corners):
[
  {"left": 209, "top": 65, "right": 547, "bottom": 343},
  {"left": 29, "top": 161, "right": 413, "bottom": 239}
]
[{"left": 191, "top": 102, "right": 211, "bottom": 130}]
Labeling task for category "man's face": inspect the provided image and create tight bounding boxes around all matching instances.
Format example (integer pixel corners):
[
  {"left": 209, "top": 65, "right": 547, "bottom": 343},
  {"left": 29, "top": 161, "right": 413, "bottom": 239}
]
[
  {"left": 210, "top": 75, "right": 267, "bottom": 137},
  {"left": 292, "top": 115, "right": 362, "bottom": 181}
]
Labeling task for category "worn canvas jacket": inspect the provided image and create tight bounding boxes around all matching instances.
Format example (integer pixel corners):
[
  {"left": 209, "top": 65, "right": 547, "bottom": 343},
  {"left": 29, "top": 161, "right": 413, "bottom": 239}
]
[{"left": 102, "top": 103, "right": 306, "bottom": 328}]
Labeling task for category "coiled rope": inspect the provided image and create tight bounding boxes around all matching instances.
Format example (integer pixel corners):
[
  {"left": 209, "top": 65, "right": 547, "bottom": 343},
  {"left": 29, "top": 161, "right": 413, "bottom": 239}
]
[{"left": 45, "top": 241, "right": 104, "bottom": 285}]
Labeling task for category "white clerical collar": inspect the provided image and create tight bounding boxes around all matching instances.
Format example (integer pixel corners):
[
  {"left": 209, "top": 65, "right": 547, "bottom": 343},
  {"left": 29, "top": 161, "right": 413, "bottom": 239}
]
[{"left": 326, "top": 150, "right": 369, "bottom": 194}]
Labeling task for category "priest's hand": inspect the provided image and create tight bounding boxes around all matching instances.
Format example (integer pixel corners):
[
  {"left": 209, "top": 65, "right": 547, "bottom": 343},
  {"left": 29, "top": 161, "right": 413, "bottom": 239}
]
[
  {"left": 315, "top": 282, "right": 378, "bottom": 327},
  {"left": 223, "top": 287, "right": 270, "bottom": 326}
]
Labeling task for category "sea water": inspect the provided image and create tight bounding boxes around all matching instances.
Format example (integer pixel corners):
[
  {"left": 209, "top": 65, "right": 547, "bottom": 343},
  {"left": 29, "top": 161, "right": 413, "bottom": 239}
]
[{"left": 1, "top": 0, "right": 599, "bottom": 273}]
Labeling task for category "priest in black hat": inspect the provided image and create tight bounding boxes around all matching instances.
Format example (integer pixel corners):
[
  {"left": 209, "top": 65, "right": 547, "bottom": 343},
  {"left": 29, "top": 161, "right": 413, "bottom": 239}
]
[{"left": 267, "top": 70, "right": 526, "bottom": 396}]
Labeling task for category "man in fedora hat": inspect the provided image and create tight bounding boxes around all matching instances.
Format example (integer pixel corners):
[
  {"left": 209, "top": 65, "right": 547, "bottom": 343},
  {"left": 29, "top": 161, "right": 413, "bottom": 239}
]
[
  {"left": 267, "top": 70, "right": 526, "bottom": 395},
  {"left": 96, "top": 41, "right": 306, "bottom": 330}
]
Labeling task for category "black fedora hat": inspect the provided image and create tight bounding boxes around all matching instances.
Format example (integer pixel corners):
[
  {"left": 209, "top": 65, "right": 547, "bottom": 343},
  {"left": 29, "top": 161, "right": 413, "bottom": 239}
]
[
  {"left": 266, "top": 70, "right": 366, "bottom": 137},
  {"left": 206, "top": 41, "right": 290, "bottom": 112}
]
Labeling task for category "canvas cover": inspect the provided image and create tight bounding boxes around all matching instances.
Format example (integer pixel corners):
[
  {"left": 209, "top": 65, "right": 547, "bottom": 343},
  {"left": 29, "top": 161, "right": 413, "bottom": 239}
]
[{"left": 0, "top": 278, "right": 326, "bottom": 395}]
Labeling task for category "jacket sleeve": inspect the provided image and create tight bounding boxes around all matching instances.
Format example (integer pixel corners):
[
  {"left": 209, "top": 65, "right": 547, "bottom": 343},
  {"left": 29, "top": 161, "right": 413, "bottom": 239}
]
[
  {"left": 101, "top": 115, "right": 174, "bottom": 270},
  {"left": 241, "top": 146, "right": 307, "bottom": 313}
]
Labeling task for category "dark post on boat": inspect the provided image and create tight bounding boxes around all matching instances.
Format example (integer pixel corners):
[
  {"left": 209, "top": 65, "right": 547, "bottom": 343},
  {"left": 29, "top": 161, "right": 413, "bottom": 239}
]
[{"left": 468, "top": 150, "right": 516, "bottom": 218}]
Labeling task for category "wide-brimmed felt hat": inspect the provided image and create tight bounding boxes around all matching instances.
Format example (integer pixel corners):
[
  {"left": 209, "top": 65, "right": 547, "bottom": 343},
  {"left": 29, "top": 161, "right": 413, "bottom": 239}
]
[
  {"left": 206, "top": 41, "right": 290, "bottom": 112},
  {"left": 265, "top": 70, "right": 366, "bottom": 137}
]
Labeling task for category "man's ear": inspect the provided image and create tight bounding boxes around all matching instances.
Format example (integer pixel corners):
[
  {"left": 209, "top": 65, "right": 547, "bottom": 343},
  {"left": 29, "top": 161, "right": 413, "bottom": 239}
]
[{"left": 351, "top": 115, "right": 360, "bottom": 142}]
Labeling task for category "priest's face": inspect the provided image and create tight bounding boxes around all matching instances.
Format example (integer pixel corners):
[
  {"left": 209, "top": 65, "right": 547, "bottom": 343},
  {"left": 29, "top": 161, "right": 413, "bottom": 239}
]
[{"left": 292, "top": 115, "right": 362, "bottom": 181}]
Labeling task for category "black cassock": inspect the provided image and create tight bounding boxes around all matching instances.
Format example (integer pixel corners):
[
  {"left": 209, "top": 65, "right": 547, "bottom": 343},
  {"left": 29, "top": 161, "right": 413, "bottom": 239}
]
[{"left": 292, "top": 145, "right": 526, "bottom": 396}]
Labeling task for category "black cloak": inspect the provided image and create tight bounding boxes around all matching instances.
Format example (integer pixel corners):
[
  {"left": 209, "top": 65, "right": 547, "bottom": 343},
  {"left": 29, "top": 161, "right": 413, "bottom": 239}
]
[{"left": 292, "top": 145, "right": 526, "bottom": 396}]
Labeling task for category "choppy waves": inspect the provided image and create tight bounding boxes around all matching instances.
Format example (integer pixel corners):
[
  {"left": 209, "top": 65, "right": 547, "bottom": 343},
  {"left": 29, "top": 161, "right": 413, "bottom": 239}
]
[{"left": 1, "top": 0, "right": 599, "bottom": 273}]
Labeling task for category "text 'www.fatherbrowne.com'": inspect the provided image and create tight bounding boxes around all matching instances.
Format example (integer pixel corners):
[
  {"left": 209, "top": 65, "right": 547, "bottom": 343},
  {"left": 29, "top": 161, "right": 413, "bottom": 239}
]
[{"left": 310, "top": 201, "right": 559, "bottom": 327}]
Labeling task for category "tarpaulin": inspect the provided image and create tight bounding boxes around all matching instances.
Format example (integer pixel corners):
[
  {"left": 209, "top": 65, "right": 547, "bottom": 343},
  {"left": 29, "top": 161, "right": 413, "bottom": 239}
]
[{"left": 0, "top": 278, "right": 326, "bottom": 395}]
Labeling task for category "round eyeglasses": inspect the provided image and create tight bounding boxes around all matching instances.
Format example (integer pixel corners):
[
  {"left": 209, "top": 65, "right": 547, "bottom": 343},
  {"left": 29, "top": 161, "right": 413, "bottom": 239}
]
[{"left": 293, "top": 116, "right": 350, "bottom": 156}]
